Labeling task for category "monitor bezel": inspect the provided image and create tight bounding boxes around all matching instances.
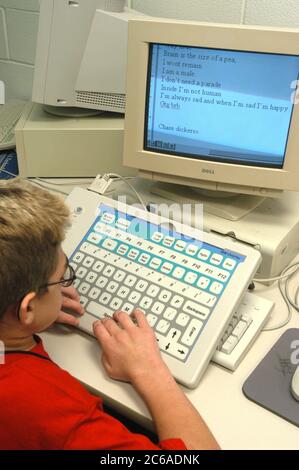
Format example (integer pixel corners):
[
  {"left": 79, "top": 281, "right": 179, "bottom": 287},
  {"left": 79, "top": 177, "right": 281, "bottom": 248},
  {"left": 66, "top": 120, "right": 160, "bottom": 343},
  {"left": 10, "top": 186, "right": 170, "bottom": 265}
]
[{"left": 124, "top": 19, "right": 299, "bottom": 193}]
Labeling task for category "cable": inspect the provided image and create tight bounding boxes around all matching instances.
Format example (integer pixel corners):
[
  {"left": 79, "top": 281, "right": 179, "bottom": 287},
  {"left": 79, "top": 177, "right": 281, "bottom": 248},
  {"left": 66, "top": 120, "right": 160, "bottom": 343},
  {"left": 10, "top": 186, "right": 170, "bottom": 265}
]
[
  {"left": 262, "top": 262, "right": 299, "bottom": 331},
  {"left": 253, "top": 265, "right": 299, "bottom": 283},
  {"left": 0, "top": 168, "right": 69, "bottom": 196},
  {"left": 104, "top": 173, "right": 147, "bottom": 211}
]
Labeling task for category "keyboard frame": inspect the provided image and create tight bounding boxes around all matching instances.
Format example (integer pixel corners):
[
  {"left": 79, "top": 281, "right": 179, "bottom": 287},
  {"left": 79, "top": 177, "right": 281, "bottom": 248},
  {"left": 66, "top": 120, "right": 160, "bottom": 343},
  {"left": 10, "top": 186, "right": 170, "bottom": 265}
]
[{"left": 63, "top": 187, "right": 262, "bottom": 388}]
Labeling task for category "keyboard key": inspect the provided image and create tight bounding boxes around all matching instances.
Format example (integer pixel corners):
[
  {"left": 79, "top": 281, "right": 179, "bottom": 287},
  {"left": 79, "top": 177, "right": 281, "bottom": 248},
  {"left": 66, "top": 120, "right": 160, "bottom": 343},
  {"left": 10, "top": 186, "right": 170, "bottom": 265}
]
[
  {"left": 79, "top": 296, "right": 88, "bottom": 307},
  {"left": 183, "top": 300, "right": 209, "bottom": 319},
  {"left": 76, "top": 266, "right": 87, "bottom": 279},
  {"left": 176, "top": 313, "right": 190, "bottom": 327},
  {"left": 122, "top": 302, "right": 134, "bottom": 313},
  {"left": 146, "top": 314, "right": 158, "bottom": 327},
  {"left": 210, "top": 281, "right": 223, "bottom": 295},
  {"left": 89, "top": 287, "right": 101, "bottom": 300},
  {"left": 151, "top": 302, "right": 165, "bottom": 315},
  {"left": 124, "top": 275, "right": 137, "bottom": 288},
  {"left": 170, "top": 295, "right": 184, "bottom": 309},
  {"left": 198, "top": 249, "right": 210, "bottom": 261},
  {"left": 181, "top": 318, "right": 203, "bottom": 346},
  {"left": 86, "top": 301, "right": 112, "bottom": 319},
  {"left": 197, "top": 276, "right": 210, "bottom": 289},
  {"left": 147, "top": 285, "right": 160, "bottom": 297},
  {"left": 138, "top": 253, "right": 151, "bottom": 265},
  {"left": 117, "top": 244, "right": 129, "bottom": 256},
  {"left": 128, "top": 291, "right": 141, "bottom": 303},
  {"left": 139, "top": 296, "right": 153, "bottom": 310},
  {"left": 161, "top": 262, "right": 173, "bottom": 274},
  {"left": 87, "top": 232, "right": 102, "bottom": 244},
  {"left": 110, "top": 297, "right": 123, "bottom": 311},
  {"left": 107, "top": 281, "right": 119, "bottom": 294},
  {"left": 99, "top": 292, "right": 112, "bottom": 305},
  {"left": 103, "top": 266, "right": 115, "bottom": 277},
  {"left": 113, "top": 270, "right": 126, "bottom": 282},
  {"left": 186, "top": 244, "right": 199, "bottom": 256},
  {"left": 163, "top": 236, "right": 175, "bottom": 247},
  {"left": 174, "top": 240, "right": 187, "bottom": 252},
  {"left": 101, "top": 213, "right": 115, "bottom": 224},
  {"left": 128, "top": 249, "right": 139, "bottom": 260},
  {"left": 156, "top": 319, "right": 170, "bottom": 334},
  {"left": 149, "top": 257, "right": 162, "bottom": 269},
  {"left": 96, "top": 276, "right": 108, "bottom": 289},
  {"left": 210, "top": 254, "right": 223, "bottom": 265},
  {"left": 220, "top": 335, "right": 238, "bottom": 354},
  {"left": 163, "top": 307, "right": 177, "bottom": 321},
  {"left": 151, "top": 231, "right": 163, "bottom": 242},
  {"left": 223, "top": 258, "right": 237, "bottom": 270},
  {"left": 184, "top": 272, "right": 198, "bottom": 285},
  {"left": 102, "top": 238, "right": 118, "bottom": 252},
  {"left": 231, "top": 320, "right": 249, "bottom": 340},
  {"left": 94, "top": 261, "right": 104, "bottom": 273},
  {"left": 86, "top": 271, "right": 97, "bottom": 284},
  {"left": 172, "top": 267, "right": 186, "bottom": 279},
  {"left": 83, "top": 256, "right": 94, "bottom": 268},
  {"left": 73, "top": 252, "right": 84, "bottom": 263},
  {"left": 117, "top": 286, "right": 130, "bottom": 299},
  {"left": 78, "top": 282, "right": 91, "bottom": 295},
  {"left": 159, "top": 289, "right": 172, "bottom": 303},
  {"left": 135, "top": 280, "right": 148, "bottom": 292}
]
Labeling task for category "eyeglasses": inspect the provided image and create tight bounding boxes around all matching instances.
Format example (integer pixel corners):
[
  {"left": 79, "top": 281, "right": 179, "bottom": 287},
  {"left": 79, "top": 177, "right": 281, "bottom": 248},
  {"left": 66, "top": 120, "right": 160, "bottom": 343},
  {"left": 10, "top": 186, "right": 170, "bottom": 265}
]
[
  {"left": 39, "top": 259, "right": 77, "bottom": 289},
  {"left": 16, "top": 258, "right": 77, "bottom": 320}
]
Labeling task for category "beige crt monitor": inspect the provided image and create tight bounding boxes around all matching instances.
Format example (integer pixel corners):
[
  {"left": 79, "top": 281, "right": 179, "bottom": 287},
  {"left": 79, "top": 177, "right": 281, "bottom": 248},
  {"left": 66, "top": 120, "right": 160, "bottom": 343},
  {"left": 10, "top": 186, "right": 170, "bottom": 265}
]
[{"left": 123, "top": 18, "right": 299, "bottom": 220}]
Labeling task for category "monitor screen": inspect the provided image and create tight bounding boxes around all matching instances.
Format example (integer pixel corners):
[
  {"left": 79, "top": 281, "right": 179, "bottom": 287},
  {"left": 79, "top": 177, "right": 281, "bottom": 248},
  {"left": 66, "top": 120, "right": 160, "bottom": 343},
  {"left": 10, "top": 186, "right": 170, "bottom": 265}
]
[{"left": 144, "top": 43, "right": 299, "bottom": 168}]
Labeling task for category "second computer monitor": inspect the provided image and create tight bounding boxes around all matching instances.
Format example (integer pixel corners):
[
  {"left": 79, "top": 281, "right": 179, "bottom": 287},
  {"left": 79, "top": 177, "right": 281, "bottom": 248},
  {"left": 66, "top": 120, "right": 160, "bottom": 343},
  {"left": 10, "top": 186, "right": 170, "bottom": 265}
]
[{"left": 123, "top": 18, "right": 299, "bottom": 218}]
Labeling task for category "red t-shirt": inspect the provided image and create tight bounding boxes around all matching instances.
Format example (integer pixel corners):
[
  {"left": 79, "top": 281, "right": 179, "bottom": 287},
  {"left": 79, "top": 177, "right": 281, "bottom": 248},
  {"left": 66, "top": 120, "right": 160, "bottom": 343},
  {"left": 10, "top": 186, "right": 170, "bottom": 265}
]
[{"left": 0, "top": 337, "right": 186, "bottom": 450}]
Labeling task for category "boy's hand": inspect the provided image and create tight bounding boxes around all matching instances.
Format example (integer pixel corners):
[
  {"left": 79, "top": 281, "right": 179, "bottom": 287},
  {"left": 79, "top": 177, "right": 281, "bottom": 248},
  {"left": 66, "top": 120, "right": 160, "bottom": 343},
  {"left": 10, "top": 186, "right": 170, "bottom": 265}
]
[
  {"left": 93, "top": 309, "right": 170, "bottom": 383},
  {"left": 55, "top": 286, "right": 84, "bottom": 326}
]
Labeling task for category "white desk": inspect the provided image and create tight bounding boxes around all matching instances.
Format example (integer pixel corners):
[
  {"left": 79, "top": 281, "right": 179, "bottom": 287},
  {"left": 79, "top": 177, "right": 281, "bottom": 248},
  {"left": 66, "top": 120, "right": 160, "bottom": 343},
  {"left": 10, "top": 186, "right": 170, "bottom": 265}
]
[{"left": 40, "top": 177, "right": 299, "bottom": 450}]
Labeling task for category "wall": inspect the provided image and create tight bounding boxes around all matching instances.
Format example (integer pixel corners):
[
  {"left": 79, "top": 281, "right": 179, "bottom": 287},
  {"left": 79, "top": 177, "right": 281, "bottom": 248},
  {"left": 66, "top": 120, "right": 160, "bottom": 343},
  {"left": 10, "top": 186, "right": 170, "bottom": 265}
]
[
  {"left": 132, "top": 0, "right": 299, "bottom": 27},
  {"left": 0, "top": 0, "right": 39, "bottom": 101},
  {"left": 0, "top": 0, "right": 298, "bottom": 101}
]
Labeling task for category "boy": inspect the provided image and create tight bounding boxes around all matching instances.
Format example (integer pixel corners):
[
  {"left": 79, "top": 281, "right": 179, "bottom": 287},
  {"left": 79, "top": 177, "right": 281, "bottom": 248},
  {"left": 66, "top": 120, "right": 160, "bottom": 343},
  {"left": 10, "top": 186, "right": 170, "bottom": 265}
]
[{"left": 0, "top": 178, "right": 219, "bottom": 450}]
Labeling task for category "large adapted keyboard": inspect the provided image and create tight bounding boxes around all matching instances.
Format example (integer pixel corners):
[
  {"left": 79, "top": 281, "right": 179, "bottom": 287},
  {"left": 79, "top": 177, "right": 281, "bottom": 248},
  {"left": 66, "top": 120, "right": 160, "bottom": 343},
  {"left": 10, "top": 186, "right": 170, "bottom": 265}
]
[{"left": 64, "top": 188, "right": 261, "bottom": 388}]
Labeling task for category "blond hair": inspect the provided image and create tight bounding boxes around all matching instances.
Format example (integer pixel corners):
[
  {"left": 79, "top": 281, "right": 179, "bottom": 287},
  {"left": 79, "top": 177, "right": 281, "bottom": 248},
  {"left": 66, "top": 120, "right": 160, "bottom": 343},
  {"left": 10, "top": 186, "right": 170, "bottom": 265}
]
[{"left": 0, "top": 178, "right": 70, "bottom": 319}]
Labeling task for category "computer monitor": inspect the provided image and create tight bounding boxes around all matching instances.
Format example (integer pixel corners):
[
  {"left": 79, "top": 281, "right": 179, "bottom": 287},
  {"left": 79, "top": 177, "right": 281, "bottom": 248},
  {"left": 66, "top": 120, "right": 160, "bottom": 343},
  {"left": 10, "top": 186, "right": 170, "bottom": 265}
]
[
  {"left": 123, "top": 18, "right": 299, "bottom": 220},
  {"left": 32, "top": 0, "right": 144, "bottom": 116}
]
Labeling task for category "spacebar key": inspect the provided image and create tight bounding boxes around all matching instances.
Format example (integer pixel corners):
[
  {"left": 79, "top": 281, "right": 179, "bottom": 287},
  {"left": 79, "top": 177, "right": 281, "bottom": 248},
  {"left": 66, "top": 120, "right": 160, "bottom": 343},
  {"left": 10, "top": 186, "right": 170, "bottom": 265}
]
[{"left": 86, "top": 301, "right": 114, "bottom": 319}]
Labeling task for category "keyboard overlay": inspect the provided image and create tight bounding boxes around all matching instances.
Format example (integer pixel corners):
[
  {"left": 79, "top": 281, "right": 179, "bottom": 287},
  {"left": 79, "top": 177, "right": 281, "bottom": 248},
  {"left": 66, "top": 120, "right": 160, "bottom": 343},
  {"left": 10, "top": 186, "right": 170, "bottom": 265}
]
[{"left": 70, "top": 204, "right": 246, "bottom": 363}]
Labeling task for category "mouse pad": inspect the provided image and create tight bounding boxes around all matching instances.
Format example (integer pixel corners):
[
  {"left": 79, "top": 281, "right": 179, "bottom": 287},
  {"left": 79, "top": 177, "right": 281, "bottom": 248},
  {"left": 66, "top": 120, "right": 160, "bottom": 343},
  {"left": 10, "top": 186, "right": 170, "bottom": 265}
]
[{"left": 243, "top": 328, "right": 299, "bottom": 428}]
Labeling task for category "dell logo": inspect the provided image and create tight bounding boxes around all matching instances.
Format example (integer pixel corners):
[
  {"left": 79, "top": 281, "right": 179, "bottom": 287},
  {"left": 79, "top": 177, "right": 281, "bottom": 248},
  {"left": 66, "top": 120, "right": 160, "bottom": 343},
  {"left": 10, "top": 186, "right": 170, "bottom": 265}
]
[{"left": 202, "top": 168, "right": 215, "bottom": 175}]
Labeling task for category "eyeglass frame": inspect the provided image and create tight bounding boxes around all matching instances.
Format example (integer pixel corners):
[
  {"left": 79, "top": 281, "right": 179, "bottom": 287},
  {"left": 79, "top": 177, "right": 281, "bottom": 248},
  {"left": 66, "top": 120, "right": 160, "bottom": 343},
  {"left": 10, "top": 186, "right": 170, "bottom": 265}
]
[
  {"left": 39, "top": 258, "right": 77, "bottom": 289},
  {"left": 16, "top": 257, "right": 77, "bottom": 320}
]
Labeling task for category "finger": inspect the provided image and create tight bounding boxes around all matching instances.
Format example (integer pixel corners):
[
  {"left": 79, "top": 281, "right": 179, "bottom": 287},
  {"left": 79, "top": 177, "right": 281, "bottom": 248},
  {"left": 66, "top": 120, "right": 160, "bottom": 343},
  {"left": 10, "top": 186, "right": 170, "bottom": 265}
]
[
  {"left": 131, "top": 309, "right": 150, "bottom": 329},
  {"left": 93, "top": 320, "right": 110, "bottom": 343},
  {"left": 113, "top": 310, "right": 136, "bottom": 329},
  {"left": 61, "top": 285, "right": 80, "bottom": 301},
  {"left": 62, "top": 296, "right": 84, "bottom": 315},
  {"left": 101, "top": 354, "right": 113, "bottom": 375},
  {"left": 56, "top": 311, "right": 80, "bottom": 326},
  {"left": 100, "top": 316, "right": 121, "bottom": 336}
]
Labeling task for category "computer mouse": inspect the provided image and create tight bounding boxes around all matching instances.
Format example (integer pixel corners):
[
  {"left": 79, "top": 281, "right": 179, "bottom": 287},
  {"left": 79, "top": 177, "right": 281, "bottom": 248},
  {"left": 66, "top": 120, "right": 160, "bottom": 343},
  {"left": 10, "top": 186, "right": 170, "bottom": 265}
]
[{"left": 291, "top": 365, "right": 299, "bottom": 401}]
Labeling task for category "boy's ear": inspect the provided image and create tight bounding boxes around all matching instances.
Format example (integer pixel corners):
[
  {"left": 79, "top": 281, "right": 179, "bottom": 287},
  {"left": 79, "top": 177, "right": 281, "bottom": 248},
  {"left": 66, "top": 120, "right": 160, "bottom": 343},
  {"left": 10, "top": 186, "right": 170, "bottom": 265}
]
[{"left": 19, "top": 292, "right": 37, "bottom": 326}]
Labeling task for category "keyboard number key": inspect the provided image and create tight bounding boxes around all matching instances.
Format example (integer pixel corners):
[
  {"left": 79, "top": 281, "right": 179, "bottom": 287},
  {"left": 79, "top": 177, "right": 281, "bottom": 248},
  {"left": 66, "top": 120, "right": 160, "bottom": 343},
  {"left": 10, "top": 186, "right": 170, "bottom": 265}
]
[{"left": 209, "top": 281, "right": 223, "bottom": 295}]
